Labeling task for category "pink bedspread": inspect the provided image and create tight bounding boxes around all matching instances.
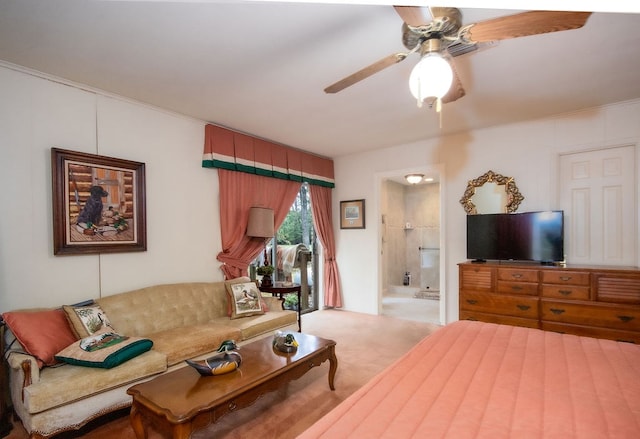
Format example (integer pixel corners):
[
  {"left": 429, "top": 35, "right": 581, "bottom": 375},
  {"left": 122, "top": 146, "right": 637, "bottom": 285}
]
[{"left": 299, "top": 320, "right": 640, "bottom": 438}]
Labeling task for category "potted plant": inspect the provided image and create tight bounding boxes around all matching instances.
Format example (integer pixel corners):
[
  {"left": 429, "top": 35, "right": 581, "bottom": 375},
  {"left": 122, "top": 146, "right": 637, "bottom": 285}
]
[
  {"left": 256, "top": 265, "right": 274, "bottom": 287},
  {"left": 284, "top": 293, "right": 299, "bottom": 311}
]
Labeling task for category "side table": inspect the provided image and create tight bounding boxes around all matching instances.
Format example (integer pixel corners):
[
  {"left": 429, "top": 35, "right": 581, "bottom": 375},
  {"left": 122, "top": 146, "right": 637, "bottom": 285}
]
[{"left": 258, "top": 282, "right": 302, "bottom": 332}]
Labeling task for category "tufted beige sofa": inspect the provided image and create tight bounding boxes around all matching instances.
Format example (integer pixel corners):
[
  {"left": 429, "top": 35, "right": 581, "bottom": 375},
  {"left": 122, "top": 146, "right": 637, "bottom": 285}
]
[{"left": 5, "top": 279, "right": 297, "bottom": 439}]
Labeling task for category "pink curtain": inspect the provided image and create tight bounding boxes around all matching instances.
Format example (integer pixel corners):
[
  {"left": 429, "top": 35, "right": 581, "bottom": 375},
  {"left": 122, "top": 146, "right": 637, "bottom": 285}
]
[
  {"left": 309, "top": 185, "right": 343, "bottom": 308},
  {"left": 217, "top": 169, "right": 300, "bottom": 279}
]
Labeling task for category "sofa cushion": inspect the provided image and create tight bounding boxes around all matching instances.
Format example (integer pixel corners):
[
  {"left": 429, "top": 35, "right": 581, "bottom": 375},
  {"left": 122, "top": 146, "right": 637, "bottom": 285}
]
[
  {"left": 55, "top": 332, "right": 153, "bottom": 369},
  {"left": 213, "top": 310, "right": 297, "bottom": 340},
  {"left": 62, "top": 304, "right": 115, "bottom": 338},
  {"left": 225, "top": 281, "right": 265, "bottom": 319},
  {"left": 23, "top": 349, "right": 167, "bottom": 414},
  {"left": 2, "top": 309, "right": 78, "bottom": 368},
  {"left": 148, "top": 323, "right": 242, "bottom": 366}
]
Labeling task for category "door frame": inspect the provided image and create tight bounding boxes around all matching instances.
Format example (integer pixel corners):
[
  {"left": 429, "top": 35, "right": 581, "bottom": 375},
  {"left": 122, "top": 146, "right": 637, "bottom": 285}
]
[{"left": 375, "top": 164, "right": 446, "bottom": 325}]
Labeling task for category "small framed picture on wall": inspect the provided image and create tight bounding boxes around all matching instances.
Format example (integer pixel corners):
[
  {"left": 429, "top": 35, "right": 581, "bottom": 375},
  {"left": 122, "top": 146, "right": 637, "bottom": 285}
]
[{"left": 340, "top": 199, "right": 365, "bottom": 229}]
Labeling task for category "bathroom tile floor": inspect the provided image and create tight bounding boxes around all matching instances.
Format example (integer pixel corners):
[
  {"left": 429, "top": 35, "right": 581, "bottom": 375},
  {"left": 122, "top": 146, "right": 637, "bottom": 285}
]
[{"left": 382, "top": 292, "right": 441, "bottom": 325}]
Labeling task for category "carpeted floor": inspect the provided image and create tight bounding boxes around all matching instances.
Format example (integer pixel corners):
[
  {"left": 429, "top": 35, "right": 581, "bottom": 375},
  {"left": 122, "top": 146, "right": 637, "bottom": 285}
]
[
  {"left": 381, "top": 293, "right": 440, "bottom": 324},
  {"left": 5, "top": 309, "right": 441, "bottom": 439}
]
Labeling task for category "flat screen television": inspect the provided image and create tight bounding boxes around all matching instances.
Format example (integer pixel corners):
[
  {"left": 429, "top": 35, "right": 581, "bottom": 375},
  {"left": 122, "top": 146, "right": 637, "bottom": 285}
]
[{"left": 466, "top": 210, "right": 564, "bottom": 263}]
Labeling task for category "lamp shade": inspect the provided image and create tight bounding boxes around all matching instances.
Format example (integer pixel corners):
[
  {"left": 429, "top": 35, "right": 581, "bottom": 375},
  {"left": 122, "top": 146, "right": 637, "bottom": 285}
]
[
  {"left": 247, "top": 207, "right": 274, "bottom": 238},
  {"left": 409, "top": 53, "right": 453, "bottom": 102}
]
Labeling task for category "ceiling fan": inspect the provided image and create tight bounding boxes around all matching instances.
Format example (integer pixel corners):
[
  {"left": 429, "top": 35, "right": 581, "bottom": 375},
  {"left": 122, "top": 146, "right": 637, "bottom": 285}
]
[{"left": 324, "top": 6, "right": 592, "bottom": 108}]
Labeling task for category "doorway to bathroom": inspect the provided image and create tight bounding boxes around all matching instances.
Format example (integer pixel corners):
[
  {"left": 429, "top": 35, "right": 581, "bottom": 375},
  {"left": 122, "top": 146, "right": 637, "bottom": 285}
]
[{"left": 378, "top": 168, "right": 444, "bottom": 325}]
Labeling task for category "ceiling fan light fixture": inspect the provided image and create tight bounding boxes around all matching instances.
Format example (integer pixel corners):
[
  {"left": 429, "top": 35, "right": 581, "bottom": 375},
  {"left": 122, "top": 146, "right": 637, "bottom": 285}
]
[
  {"left": 409, "top": 52, "right": 453, "bottom": 107},
  {"left": 405, "top": 173, "right": 425, "bottom": 184}
]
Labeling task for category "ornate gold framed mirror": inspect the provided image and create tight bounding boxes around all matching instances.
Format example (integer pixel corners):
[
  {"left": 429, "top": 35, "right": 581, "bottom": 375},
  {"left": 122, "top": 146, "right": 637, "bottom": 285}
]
[{"left": 460, "top": 170, "right": 524, "bottom": 214}]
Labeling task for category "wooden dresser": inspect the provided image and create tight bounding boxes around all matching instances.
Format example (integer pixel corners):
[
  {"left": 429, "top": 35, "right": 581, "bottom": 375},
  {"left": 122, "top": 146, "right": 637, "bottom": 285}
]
[{"left": 459, "top": 261, "right": 640, "bottom": 343}]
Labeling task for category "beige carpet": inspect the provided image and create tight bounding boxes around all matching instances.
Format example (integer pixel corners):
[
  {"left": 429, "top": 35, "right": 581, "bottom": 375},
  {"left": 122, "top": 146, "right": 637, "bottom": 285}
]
[
  {"left": 381, "top": 293, "right": 440, "bottom": 324},
  {"left": 6, "top": 309, "right": 441, "bottom": 439}
]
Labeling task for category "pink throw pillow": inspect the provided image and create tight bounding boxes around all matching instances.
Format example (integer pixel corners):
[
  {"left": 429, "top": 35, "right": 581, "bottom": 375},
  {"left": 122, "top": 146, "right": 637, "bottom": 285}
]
[{"left": 3, "top": 309, "right": 78, "bottom": 368}]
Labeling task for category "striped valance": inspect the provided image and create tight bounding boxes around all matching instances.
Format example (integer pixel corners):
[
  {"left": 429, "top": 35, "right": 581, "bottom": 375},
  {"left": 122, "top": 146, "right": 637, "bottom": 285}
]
[{"left": 202, "top": 124, "right": 334, "bottom": 188}]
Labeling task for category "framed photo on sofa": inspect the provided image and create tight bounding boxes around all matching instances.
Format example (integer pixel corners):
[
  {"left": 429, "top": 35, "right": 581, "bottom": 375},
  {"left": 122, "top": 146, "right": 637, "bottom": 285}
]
[
  {"left": 51, "top": 148, "right": 147, "bottom": 255},
  {"left": 340, "top": 199, "right": 365, "bottom": 229}
]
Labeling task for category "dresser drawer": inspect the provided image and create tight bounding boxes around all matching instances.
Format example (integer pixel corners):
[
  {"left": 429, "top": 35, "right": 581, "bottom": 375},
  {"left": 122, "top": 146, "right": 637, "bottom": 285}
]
[
  {"left": 460, "top": 310, "right": 539, "bottom": 329},
  {"left": 460, "top": 291, "right": 538, "bottom": 319},
  {"left": 541, "top": 270, "right": 590, "bottom": 286},
  {"left": 497, "top": 281, "right": 538, "bottom": 296},
  {"left": 460, "top": 265, "right": 494, "bottom": 291},
  {"left": 594, "top": 273, "right": 640, "bottom": 304},
  {"left": 541, "top": 285, "right": 590, "bottom": 300},
  {"left": 541, "top": 322, "right": 640, "bottom": 344},
  {"left": 497, "top": 268, "right": 538, "bottom": 282},
  {"left": 541, "top": 300, "right": 640, "bottom": 331}
]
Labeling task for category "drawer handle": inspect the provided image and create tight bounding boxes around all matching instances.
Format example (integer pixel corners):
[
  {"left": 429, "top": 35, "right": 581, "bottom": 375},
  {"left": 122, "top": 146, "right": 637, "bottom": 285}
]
[
  {"left": 550, "top": 308, "right": 565, "bottom": 315},
  {"left": 511, "top": 286, "right": 523, "bottom": 291},
  {"left": 466, "top": 299, "right": 478, "bottom": 305},
  {"left": 517, "top": 305, "right": 531, "bottom": 311},
  {"left": 559, "top": 290, "right": 572, "bottom": 296},
  {"left": 559, "top": 276, "right": 572, "bottom": 281},
  {"left": 511, "top": 273, "right": 523, "bottom": 279},
  {"left": 618, "top": 315, "right": 635, "bottom": 323},
  {"left": 228, "top": 401, "right": 237, "bottom": 411}
]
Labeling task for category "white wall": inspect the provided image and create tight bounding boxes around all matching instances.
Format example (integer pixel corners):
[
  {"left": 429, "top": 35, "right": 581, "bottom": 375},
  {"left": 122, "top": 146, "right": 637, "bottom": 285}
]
[
  {"left": 0, "top": 65, "right": 221, "bottom": 311},
  {"left": 334, "top": 100, "right": 640, "bottom": 323}
]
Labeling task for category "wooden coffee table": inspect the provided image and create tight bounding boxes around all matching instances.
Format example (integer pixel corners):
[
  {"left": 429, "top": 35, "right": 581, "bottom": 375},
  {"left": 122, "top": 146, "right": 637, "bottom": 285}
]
[{"left": 126, "top": 333, "right": 337, "bottom": 439}]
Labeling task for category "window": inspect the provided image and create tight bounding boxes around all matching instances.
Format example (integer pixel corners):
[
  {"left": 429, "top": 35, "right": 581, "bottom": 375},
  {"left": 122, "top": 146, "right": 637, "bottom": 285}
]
[{"left": 251, "top": 183, "right": 319, "bottom": 312}]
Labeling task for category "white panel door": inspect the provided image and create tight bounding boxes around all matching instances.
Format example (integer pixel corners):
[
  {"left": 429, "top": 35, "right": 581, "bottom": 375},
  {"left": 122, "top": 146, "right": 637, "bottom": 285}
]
[{"left": 559, "top": 145, "right": 636, "bottom": 266}]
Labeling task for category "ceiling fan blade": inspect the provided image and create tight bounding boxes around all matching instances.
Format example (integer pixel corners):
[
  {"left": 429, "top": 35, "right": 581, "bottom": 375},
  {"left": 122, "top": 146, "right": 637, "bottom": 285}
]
[
  {"left": 324, "top": 53, "right": 407, "bottom": 94},
  {"left": 394, "top": 5, "right": 433, "bottom": 27},
  {"left": 442, "top": 59, "right": 465, "bottom": 104},
  {"left": 466, "top": 11, "right": 592, "bottom": 43}
]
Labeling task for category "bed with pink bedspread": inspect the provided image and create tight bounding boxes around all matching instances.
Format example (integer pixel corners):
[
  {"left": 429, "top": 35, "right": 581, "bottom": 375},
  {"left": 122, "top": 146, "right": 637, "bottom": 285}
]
[{"left": 299, "top": 320, "right": 640, "bottom": 438}]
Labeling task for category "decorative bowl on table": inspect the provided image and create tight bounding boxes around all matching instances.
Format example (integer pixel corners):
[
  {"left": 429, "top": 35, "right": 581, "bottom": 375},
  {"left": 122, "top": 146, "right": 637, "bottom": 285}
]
[{"left": 272, "top": 331, "right": 299, "bottom": 353}]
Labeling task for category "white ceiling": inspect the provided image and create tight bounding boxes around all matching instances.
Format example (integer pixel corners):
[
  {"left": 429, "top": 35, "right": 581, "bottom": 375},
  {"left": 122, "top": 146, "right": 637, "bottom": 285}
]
[{"left": 1, "top": 1, "right": 639, "bottom": 158}]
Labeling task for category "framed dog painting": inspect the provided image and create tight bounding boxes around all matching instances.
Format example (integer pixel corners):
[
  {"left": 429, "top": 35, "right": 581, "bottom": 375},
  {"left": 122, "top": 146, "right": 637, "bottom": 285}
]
[{"left": 51, "top": 148, "right": 147, "bottom": 255}]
